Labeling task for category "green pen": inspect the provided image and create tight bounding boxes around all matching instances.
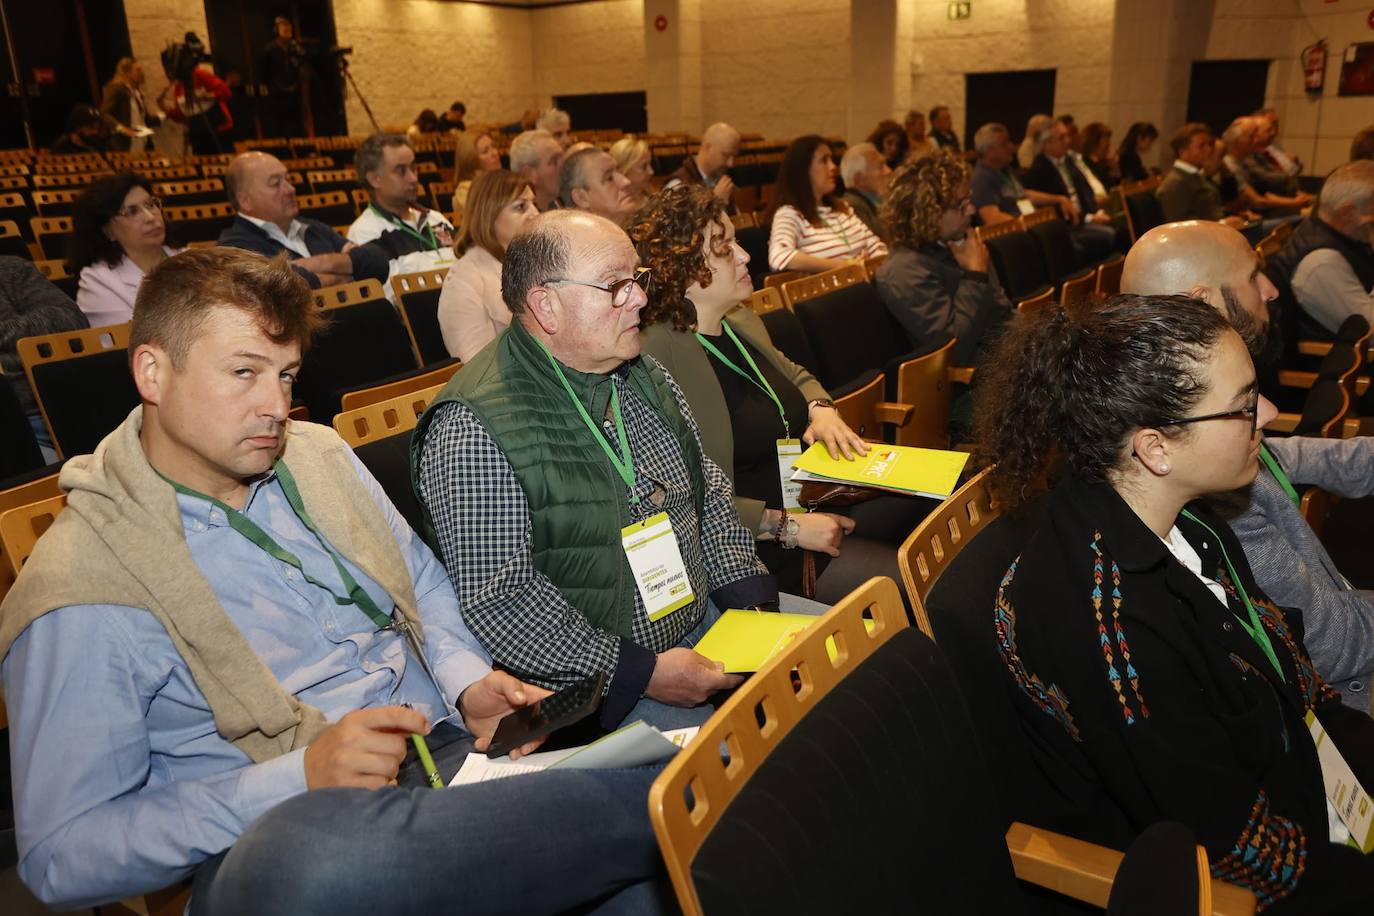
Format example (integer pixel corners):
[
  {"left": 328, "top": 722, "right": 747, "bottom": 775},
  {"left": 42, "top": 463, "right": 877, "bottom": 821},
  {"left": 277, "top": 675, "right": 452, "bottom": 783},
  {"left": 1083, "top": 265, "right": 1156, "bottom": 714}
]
[{"left": 410, "top": 732, "right": 443, "bottom": 789}]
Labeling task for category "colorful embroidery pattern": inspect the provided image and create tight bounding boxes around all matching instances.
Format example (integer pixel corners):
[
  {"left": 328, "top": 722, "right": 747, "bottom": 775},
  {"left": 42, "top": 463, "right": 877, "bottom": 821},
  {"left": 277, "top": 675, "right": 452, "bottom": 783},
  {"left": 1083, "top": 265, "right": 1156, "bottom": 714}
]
[
  {"left": 1091, "top": 532, "right": 1149, "bottom": 725},
  {"left": 1209, "top": 790, "right": 1306, "bottom": 910},
  {"left": 994, "top": 559, "right": 1081, "bottom": 741}
]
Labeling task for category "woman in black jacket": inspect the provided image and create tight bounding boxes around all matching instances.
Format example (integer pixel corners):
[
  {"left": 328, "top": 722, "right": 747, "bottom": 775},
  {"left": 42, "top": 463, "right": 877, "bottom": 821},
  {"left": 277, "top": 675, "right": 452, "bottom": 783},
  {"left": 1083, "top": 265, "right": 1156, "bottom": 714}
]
[{"left": 973, "top": 294, "right": 1374, "bottom": 912}]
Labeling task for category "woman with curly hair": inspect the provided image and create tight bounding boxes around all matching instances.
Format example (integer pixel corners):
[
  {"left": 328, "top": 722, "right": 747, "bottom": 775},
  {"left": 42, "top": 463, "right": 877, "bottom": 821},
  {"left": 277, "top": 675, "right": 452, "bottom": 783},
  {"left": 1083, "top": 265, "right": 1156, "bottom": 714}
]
[
  {"left": 875, "top": 153, "right": 1011, "bottom": 364},
  {"left": 973, "top": 294, "right": 1374, "bottom": 912},
  {"left": 766, "top": 134, "right": 887, "bottom": 275},
  {"left": 68, "top": 172, "right": 183, "bottom": 327},
  {"left": 632, "top": 184, "right": 882, "bottom": 591}
]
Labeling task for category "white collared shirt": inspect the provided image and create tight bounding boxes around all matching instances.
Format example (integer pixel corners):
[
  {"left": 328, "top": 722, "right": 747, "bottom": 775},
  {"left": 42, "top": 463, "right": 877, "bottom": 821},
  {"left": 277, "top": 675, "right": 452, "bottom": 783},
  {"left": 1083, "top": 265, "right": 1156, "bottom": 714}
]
[
  {"left": 240, "top": 213, "right": 312, "bottom": 258},
  {"left": 1070, "top": 151, "right": 1107, "bottom": 199},
  {"left": 1172, "top": 160, "right": 1202, "bottom": 176}
]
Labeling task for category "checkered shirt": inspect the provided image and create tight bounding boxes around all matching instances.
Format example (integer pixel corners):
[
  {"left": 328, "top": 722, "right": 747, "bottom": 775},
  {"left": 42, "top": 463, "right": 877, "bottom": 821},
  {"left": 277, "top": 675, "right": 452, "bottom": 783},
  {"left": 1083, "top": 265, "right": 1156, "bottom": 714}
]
[{"left": 417, "top": 358, "right": 769, "bottom": 690}]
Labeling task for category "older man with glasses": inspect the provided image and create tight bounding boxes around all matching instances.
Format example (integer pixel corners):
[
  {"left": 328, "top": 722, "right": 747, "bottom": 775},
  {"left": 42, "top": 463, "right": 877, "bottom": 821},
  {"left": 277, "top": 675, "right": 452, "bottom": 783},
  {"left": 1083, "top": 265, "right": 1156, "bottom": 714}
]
[{"left": 413, "top": 209, "right": 778, "bottom": 732}]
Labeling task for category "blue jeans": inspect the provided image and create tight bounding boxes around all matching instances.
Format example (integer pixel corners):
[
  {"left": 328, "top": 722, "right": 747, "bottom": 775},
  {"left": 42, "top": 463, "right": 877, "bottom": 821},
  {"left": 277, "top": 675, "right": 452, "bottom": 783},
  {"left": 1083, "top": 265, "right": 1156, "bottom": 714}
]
[
  {"left": 188, "top": 763, "right": 673, "bottom": 916},
  {"left": 621, "top": 599, "right": 724, "bottom": 731}
]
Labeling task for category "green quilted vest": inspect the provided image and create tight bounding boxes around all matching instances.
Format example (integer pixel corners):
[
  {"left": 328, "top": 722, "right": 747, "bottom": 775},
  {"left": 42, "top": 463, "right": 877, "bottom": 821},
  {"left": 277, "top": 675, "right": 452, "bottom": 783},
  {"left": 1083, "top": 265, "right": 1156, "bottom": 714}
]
[{"left": 411, "top": 319, "right": 705, "bottom": 637}]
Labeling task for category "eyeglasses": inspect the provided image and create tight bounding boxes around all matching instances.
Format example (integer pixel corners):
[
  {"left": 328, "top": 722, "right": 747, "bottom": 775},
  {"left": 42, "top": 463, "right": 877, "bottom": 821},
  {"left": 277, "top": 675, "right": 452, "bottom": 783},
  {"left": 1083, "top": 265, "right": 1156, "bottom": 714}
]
[
  {"left": 115, "top": 197, "right": 163, "bottom": 219},
  {"left": 1156, "top": 395, "right": 1260, "bottom": 433},
  {"left": 545, "top": 267, "right": 651, "bottom": 308}
]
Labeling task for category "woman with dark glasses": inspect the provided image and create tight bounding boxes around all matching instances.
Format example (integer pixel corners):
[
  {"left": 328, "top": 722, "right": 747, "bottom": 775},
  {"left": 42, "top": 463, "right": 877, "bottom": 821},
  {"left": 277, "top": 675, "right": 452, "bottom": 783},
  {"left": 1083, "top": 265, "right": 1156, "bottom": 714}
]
[
  {"left": 973, "top": 293, "right": 1374, "bottom": 912},
  {"left": 69, "top": 172, "right": 182, "bottom": 327}
]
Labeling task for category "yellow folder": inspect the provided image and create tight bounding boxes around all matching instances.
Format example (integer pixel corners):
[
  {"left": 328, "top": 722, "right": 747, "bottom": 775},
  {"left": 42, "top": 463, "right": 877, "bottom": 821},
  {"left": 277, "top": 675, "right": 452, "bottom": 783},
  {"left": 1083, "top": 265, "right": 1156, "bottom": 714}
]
[
  {"left": 694, "top": 610, "right": 875, "bottom": 673},
  {"left": 791, "top": 442, "right": 969, "bottom": 498}
]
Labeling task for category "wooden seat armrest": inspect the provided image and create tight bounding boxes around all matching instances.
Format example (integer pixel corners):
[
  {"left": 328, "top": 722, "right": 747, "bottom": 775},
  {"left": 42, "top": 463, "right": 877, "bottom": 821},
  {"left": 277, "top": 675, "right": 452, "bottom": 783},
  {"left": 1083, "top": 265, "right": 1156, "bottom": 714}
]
[
  {"left": 1357, "top": 376, "right": 1370, "bottom": 397},
  {"left": 1005, "top": 822, "right": 1256, "bottom": 915},
  {"left": 288, "top": 405, "right": 310, "bottom": 422},
  {"left": 1266, "top": 413, "right": 1299, "bottom": 433},
  {"left": 1343, "top": 417, "right": 1362, "bottom": 438},
  {"left": 1278, "top": 370, "right": 1316, "bottom": 389},
  {"left": 874, "top": 401, "right": 916, "bottom": 426},
  {"left": 1298, "top": 341, "right": 1332, "bottom": 358},
  {"left": 947, "top": 366, "right": 976, "bottom": 385}
]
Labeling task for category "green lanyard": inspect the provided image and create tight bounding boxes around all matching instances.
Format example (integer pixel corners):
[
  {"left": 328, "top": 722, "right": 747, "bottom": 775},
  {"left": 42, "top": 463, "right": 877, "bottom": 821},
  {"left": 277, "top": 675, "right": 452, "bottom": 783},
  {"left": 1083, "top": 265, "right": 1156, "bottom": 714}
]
[
  {"left": 822, "top": 210, "right": 854, "bottom": 256},
  {"left": 371, "top": 204, "right": 439, "bottom": 251},
  {"left": 695, "top": 319, "right": 790, "bottom": 440},
  {"left": 535, "top": 339, "right": 640, "bottom": 506},
  {"left": 1179, "top": 508, "right": 1286, "bottom": 682},
  {"left": 998, "top": 169, "right": 1024, "bottom": 196},
  {"left": 1258, "top": 442, "right": 1301, "bottom": 508},
  {"left": 160, "top": 463, "right": 395, "bottom": 631}
]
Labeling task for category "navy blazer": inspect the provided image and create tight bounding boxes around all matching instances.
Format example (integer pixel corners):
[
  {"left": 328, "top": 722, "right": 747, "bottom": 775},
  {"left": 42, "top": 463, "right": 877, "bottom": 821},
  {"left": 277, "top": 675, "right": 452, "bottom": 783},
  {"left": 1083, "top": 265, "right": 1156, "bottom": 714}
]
[{"left": 217, "top": 215, "right": 389, "bottom": 289}]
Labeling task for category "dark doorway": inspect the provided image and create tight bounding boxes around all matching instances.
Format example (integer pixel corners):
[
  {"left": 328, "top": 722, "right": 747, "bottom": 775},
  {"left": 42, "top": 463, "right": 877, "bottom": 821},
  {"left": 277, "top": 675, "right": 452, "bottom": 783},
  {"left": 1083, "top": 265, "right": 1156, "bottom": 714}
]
[
  {"left": 0, "top": 0, "right": 131, "bottom": 148},
  {"left": 964, "top": 69, "right": 1056, "bottom": 150},
  {"left": 554, "top": 91, "right": 647, "bottom": 134},
  {"left": 1187, "top": 60, "right": 1270, "bottom": 135},
  {"left": 203, "top": 0, "right": 346, "bottom": 141}
]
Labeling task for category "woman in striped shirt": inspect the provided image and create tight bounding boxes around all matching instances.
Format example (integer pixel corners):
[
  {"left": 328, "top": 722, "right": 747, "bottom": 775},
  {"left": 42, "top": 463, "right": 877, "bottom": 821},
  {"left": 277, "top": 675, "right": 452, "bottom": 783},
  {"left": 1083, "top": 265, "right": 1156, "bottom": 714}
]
[{"left": 767, "top": 134, "right": 888, "bottom": 273}]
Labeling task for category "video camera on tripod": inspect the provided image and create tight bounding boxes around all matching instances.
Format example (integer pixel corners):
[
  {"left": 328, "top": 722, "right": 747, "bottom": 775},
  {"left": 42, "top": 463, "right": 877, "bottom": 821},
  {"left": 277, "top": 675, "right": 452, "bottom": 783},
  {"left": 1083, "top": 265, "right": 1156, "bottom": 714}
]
[{"left": 160, "top": 32, "right": 210, "bottom": 89}]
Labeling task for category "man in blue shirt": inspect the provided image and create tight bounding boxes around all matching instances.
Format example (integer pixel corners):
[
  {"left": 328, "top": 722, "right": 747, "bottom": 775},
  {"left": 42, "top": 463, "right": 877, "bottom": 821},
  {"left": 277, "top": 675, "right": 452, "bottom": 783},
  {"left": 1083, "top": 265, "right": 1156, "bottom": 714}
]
[{"left": 0, "top": 247, "right": 669, "bottom": 914}]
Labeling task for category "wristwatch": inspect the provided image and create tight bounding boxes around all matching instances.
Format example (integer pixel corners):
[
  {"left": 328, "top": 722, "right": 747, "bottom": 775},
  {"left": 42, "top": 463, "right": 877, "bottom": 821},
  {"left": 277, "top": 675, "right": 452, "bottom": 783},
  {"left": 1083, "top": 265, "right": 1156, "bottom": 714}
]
[
  {"left": 774, "top": 512, "right": 801, "bottom": 549},
  {"left": 807, "top": 398, "right": 835, "bottom": 414}
]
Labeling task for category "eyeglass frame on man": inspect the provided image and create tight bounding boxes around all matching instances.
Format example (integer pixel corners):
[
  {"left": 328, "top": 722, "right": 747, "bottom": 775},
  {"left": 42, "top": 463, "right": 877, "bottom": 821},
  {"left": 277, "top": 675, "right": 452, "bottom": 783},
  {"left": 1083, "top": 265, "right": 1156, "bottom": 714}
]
[
  {"left": 543, "top": 267, "right": 651, "bottom": 308},
  {"left": 115, "top": 196, "right": 164, "bottom": 220}
]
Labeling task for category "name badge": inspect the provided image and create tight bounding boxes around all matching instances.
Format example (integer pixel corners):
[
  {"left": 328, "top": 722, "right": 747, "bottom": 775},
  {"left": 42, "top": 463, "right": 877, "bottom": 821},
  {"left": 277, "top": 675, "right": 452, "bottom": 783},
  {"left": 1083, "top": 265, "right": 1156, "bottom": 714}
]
[
  {"left": 776, "top": 438, "right": 803, "bottom": 512},
  {"left": 622, "top": 511, "right": 696, "bottom": 622},
  {"left": 1016, "top": 199, "right": 1036, "bottom": 216},
  {"left": 1307, "top": 710, "right": 1374, "bottom": 852}
]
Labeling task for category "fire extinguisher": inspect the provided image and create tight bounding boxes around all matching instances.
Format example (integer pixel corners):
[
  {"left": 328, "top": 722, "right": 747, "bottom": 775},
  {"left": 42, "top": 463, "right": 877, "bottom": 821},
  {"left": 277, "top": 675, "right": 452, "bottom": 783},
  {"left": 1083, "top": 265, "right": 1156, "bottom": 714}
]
[{"left": 1302, "top": 39, "right": 1327, "bottom": 92}]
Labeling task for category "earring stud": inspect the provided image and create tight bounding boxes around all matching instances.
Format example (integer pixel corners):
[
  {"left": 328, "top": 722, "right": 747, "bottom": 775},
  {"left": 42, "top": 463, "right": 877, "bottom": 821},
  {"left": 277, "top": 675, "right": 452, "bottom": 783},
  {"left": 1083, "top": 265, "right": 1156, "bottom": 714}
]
[{"left": 1159, "top": 463, "right": 1170, "bottom": 473}]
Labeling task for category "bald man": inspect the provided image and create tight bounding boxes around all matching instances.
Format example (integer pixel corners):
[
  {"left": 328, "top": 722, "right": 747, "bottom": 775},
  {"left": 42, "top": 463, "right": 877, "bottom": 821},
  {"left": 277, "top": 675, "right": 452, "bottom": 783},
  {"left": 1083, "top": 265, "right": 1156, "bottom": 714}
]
[
  {"left": 665, "top": 122, "right": 741, "bottom": 212},
  {"left": 218, "top": 151, "right": 389, "bottom": 289},
  {"left": 413, "top": 210, "right": 777, "bottom": 731},
  {"left": 1124, "top": 219, "right": 1374, "bottom": 710}
]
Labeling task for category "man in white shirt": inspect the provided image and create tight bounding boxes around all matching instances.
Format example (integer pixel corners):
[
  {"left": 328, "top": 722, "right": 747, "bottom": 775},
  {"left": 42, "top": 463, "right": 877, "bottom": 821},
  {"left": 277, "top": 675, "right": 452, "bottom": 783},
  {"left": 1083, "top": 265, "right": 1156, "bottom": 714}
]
[
  {"left": 218, "top": 152, "right": 390, "bottom": 290},
  {"left": 509, "top": 129, "right": 564, "bottom": 212},
  {"left": 346, "top": 133, "right": 456, "bottom": 292}
]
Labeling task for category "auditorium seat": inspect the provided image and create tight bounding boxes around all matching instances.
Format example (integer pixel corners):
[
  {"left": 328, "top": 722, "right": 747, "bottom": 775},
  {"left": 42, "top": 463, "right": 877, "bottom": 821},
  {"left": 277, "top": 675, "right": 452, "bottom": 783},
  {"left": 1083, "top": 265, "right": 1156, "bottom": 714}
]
[
  {"left": 297, "top": 191, "right": 356, "bottom": 226},
  {"left": 391, "top": 268, "right": 452, "bottom": 365},
  {"left": 17, "top": 323, "right": 139, "bottom": 459},
  {"left": 163, "top": 202, "right": 236, "bottom": 243}
]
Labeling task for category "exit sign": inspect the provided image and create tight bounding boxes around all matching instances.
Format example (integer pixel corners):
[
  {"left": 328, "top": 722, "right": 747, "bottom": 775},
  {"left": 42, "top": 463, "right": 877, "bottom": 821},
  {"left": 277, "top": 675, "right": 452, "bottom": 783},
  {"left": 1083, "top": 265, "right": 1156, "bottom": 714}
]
[{"left": 948, "top": 1, "right": 971, "bottom": 19}]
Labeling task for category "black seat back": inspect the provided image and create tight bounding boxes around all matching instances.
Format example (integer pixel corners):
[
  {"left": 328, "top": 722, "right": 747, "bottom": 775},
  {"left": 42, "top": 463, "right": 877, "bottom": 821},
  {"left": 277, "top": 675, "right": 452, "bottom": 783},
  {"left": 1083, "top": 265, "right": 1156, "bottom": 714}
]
[
  {"left": 1027, "top": 216, "right": 1084, "bottom": 283},
  {"left": 736, "top": 225, "right": 770, "bottom": 289},
  {"left": 297, "top": 299, "right": 419, "bottom": 422},
  {"left": 31, "top": 348, "right": 139, "bottom": 457},
  {"left": 398, "top": 287, "right": 449, "bottom": 365},
  {"left": 692, "top": 625, "right": 1026, "bottom": 914},
  {"left": 352, "top": 430, "right": 426, "bottom": 536},
  {"left": 791, "top": 282, "right": 906, "bottom": 390},
  {"left": 984, "top": 232, "right": 1052, "bottom": 302},
  {"left": 758, "top": 307, "right": 820, "bottom": 378},
  {"left": 1126, "top": 192, "right": 1164, "bottom": 240}
]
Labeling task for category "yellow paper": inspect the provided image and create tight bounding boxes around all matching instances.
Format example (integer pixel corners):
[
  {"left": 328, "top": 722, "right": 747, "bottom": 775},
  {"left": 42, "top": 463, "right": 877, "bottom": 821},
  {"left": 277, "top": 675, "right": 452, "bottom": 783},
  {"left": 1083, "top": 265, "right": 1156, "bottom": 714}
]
[
  {"left": 791, "top": 442, "right": 969, "bottom": 498},
  {"left": 695, "top": 610, "right": 875, "bottom": 673}
]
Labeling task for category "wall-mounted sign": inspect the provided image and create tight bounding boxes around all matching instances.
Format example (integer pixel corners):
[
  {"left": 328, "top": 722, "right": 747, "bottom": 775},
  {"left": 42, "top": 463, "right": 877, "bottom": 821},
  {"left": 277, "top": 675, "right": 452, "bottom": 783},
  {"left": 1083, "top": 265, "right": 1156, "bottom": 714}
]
[
  {"left": 1340, "top": 42, "right": 1374, "bottom": 95},
  {"left": 948, "top": 1, "right": 971, "bottom": 19}
]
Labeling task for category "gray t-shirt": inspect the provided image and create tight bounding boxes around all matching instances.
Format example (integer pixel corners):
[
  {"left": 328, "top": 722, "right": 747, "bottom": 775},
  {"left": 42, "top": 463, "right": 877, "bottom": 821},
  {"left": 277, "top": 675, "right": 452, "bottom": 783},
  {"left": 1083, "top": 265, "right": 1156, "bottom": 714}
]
[{"left": 971, "top": 162, "right": 1023, "bottom": 219}]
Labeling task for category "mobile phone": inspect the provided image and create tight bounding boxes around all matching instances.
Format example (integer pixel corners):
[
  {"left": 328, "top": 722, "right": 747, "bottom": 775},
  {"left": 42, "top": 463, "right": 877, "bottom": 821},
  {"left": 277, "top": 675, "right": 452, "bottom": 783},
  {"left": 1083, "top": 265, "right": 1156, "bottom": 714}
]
[{"left": 485, "top": 671, "right": 608, "bottom": 758}]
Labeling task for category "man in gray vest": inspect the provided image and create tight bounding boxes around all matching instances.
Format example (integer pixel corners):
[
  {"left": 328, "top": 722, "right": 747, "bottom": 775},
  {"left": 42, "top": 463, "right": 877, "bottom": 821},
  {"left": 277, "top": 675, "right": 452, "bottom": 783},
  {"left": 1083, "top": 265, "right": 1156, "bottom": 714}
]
[
  {"left": 1123, "top": 220, "right": 1374, "bottom": 711},
  {"left": 0, "top": 247, "right": 672, "bottom": 914},
  {"left": 414, "top": 209, "right": 777, "bottom": 731}
]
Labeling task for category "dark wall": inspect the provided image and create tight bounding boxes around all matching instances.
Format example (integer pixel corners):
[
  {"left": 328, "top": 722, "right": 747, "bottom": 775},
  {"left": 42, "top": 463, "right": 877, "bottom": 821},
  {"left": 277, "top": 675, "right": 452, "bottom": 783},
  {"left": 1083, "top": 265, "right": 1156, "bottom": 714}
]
[
  {"left": 1186, "top": 59, "right": 1270, "bottom": 135},
  {"left": 0, "top": 0, "right": 131, "bottom": 148},
  {"left": 964, "top": 69, "right": 1057, "bottom": 149}
]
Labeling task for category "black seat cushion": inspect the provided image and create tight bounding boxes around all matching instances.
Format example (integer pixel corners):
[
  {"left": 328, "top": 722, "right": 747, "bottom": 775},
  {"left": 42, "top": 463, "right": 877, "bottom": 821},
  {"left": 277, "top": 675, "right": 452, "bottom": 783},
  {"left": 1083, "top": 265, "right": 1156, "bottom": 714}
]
[
  {"left": 1105, "top": 822, "right": 1200, "bottom": 916},
  {"left": 691, "top": 626, "right": 1025, "bottom": 914},
  {"left": 297, "top": 299, "right": 419, "bottom": 423},
  {"left": 0, "top": 374, "right": 43, "bottom": 475},
  {"left": 1126, "top": 193, "right": 1164, "bottom": 239},
  {"left": 736, "top": 225, "right": 770, "bottom": 289},
  {"left": 299, "top": 201, "right": 357, "bottom": 227},
  {"left": 791, "top": 282, "right": 911, "bottom": 390},
  {"left": 399, "top": 287, "right": 450, "bottom": 365},
  {"left": 352, "top": 430, "right": 425, "bottom": 537},
  {"left": 31, "top": 348, "right": 139, "bottom": 457},
  {"left": 1028, "top": 217, "right": 1086, "bottom": 283}
]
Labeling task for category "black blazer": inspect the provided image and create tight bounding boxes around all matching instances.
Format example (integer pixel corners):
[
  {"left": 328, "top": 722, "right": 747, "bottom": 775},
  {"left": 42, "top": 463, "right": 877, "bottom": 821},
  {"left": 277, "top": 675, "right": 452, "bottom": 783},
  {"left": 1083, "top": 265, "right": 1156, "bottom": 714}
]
[
  {"left": 217, "top": 215, "right": 389, "bottom": 289},
  {"left": 1023, "top": 152, "right": 1099, "bottom": 216},
  {"left": 997, "top": 478, "right": 1374, "bottom": 911}
]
